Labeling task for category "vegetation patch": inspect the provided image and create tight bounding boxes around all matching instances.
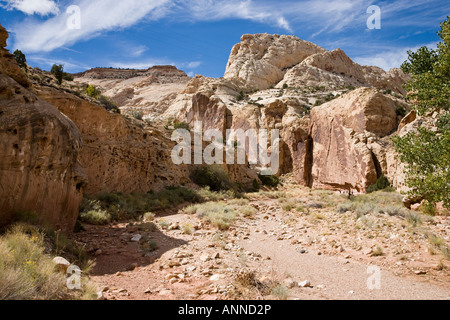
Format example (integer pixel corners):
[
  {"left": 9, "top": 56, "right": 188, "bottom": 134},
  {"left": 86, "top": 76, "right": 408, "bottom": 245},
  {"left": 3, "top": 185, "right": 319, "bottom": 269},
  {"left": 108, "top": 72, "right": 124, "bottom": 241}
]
[{"left": 0, "top": 223, "right": 96, "bottom": 300}]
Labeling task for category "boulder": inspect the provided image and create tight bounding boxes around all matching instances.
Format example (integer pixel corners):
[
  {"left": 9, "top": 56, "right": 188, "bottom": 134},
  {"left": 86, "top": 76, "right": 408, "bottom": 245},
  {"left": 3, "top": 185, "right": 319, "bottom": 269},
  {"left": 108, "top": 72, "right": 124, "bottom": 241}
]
[{"left": 309, "top": 88, "right": 403, "bottom": 192}]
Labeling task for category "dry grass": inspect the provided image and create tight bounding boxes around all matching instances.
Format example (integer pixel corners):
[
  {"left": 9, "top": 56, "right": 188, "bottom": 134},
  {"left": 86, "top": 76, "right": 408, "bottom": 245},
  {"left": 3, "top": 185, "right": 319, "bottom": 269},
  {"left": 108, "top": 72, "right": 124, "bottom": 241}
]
[
  {"left": 0, "top": 224, "right": 97, "bottom": 300},
  {"left": 183, "top": 202, "right": 237, "bottom": 230}
]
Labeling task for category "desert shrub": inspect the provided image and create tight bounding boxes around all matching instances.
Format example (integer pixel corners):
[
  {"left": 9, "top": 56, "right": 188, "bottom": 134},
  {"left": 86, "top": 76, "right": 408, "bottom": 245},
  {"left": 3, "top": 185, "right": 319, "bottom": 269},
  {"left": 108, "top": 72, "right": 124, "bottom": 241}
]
[
  {"left": 97, "top": 95, "right": 120, "bottom": 113},
  {"left": 355, "top": 203, "right": 376, "bottom": 218},
  {"left": 270, "top": 285, "right": 289, "bottom": 300},
  {"left": 0, "top": 224, "right": 96, "bottom": 300},
  {"left": 279, "top": 198, "right": 296, "bottom": 212},
  {"left": 404, "top": 211, "right": 422, "bottom": 227},
  {"left": 258, "top": 174, "right": 280, "bottom": 188},
  {"left": 420, "top": 201, "right": 438, "bottom": 216},
  {"left": 79, "top": 200, "right": 111, "bottom": 225},
  {"left": 236, "top": 91, "right": 246, "bottom": 101},
  {"left": 85, "top": 186, "right": 204, "bottom": 221},
  {"left": 190, "top": 165, "right": 234, "bottom": 191},
  {"left": 188, "top": 202, "right": 237, "bottom": 230},
  {"left": 366, "top": 175, "right": 393, "bottom": 193},
  {"left": 372, "top": 246, "right": 384, "bottom": 257},
  {"left": 395, "top": 106, "right": 407, "bottom": 118},
  {"left": 142, "top": 212, "right": 155, "bottom": 222},
  {"left": 85, "top": 85, "right": 101, "bottom": 98},
  {"left": 337, "top": 201, "right": 355, "bottom": 213},
  {"left": 50, "top": 64, "right": 64, "bottom": 84},
  {"left": 131, "top": 110, "right": 144, "bottom": 120},
  {"left": 181, "top": 223, "right": 194, "bottom": 235},
  {"left": 173, "top": 121, "right": 190, "bottom": 131},
  {"left": 62, "top": 73, "right": 74, "bottom": 82},
  {"left": 240, "top": 206, "right": 258, "bottom": 218}
]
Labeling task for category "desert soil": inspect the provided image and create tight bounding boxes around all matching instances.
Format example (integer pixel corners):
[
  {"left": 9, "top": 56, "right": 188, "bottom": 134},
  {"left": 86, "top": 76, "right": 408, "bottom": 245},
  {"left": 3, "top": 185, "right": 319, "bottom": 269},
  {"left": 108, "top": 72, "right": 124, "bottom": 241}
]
[{"left": 71, "top": 185, "right": 450, "bottom": 300}]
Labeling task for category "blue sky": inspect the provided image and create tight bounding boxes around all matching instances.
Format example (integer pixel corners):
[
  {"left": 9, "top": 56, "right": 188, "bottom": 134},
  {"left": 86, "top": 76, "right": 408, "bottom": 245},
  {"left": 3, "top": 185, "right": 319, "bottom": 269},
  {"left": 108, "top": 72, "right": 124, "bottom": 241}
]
[{"left": 0, "top": 0, "right": 448, "bottom": 77}]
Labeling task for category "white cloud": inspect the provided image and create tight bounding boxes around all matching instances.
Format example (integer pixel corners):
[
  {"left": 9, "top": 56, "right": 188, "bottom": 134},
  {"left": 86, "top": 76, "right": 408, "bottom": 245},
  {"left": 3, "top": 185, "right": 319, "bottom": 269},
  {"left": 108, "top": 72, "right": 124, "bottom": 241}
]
[
  {"left": 179, "top": 0, "right": 293, "bottom": 32},
  {"left": 12, "top": 0, "right": 170, "bottom": 52},
  {"left": 27, "top": 56, "right": 91, "bottom": 72},
  {"left": 10, "top": 0, "right": 294, "bottom": 53},
  {"left": 1, "top": 0, "right": 59, "bottom": 16}
]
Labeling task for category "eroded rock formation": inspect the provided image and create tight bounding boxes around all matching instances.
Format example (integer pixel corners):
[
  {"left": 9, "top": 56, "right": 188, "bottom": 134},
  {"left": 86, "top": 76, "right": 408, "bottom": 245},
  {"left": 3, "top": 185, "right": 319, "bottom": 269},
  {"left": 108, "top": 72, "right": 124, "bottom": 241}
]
[
  {"left": 0, "top": 25, "right": 85, "bottom": 231},
  {"left": 35, "top": 86, "right": 190, "bottom": 196}
]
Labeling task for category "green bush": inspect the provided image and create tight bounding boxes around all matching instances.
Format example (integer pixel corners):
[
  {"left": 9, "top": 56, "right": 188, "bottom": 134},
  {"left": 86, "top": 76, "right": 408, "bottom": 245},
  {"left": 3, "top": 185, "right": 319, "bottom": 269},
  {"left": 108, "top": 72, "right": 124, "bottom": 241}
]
[
  {"left": 13, "top": 50, "right": 27, "bottom": 69},
  {"left": 366, "top": 175, "right": 393, "bottom": 193},
  {"left": 98, "top": 95, "right": 120, "bottom": 113},
  {"left": 190, "top": 165, "right": 234, "bottom": 191},
  {"left": 187, "top": 202, "right": 237, "bottom": 230},
  {"left": 50, "top": 64, "right": 64, "bottom": 84},
  {"left": 85, "top": 85, "right": 101, "bottom": 98},
  {"left": 236, "top": 91, "right": 246, "bottom": 101},
  {"left": 174, "top": 121, "right": 190, "bottom": 131},
  {"left": 258, "top": 174, "right": 280, "bottom": 188},
  {"left": 79, "top": 199, "right": 111, "bottom": 225}
]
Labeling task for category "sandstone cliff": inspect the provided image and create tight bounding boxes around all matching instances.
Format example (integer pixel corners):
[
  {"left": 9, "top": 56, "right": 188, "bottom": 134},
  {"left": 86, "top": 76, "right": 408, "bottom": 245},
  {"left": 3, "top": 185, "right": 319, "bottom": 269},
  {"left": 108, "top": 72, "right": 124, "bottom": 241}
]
[
  {"left": 34, "top": 85, "right": 190, "bottom": 196},
  {"left": 0, "top": 25, "right": 85, "bottom": 231}
]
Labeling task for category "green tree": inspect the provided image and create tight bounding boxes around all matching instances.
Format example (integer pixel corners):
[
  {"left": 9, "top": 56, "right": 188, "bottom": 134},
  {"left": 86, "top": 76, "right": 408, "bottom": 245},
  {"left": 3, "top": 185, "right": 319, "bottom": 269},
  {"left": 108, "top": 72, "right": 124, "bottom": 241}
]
[
  {"left": 393, "top": 17, "right": 450, "bottom": 208},
  {"left": 401, "top": 47, "right": 438, "bottom": 75},
  {"left": 85, "top": 84, "right": 101, "bottom": 98},
  {"left": 13, "top": 49, "right": 27, "bottom": 68},
  {"left": 50, "top": 64, "right": 64, "bottom": 84}
]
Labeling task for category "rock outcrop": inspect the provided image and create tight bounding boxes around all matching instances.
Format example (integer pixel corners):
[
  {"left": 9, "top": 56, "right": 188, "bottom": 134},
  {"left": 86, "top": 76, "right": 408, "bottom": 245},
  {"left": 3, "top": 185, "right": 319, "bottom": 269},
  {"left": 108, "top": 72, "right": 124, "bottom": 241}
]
[
  {"left": 0, "top": 25, "right": 30, "bottom": 88},
  {"left": 309, "top": 88, "right": 408, "bottom": 192},
  {"left": 35, "top": 86, "right": 190, "bottom": 196},
  {"left": 74, "top": 66, "right": 190, "bottom": 121},
  {"left": 0, "top": 25, "right": 85, "bottom": 231},
  {"left": 224, "top": 34, "right": 326, "bottom": 91},
  {"left": 279, "top": 49, "right": 409, "bottom": 94}
]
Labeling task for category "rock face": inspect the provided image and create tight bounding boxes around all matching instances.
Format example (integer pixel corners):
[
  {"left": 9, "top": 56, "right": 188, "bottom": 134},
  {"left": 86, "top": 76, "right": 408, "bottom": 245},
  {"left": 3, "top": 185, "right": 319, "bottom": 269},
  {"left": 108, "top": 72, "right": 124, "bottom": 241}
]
[
  {"left": 75, "top": 65, "right": 188, "bottom": 82},
  {"left": 74, "top": 66, "right": 190, "bottom": 121},
  {"left": 309, "top": 88, "right": 408, "bottom": 192},
  {"left": 279, "top": 49, "right": 409, "bottom": 94},
  {"left": 35, "top": 86, "right": 189, "bottom": 196},
  {"left": 0, "top": 25, "right": 30, "bottom": 88},
  {"left": 224, "top": 34, "right": 326, "bottom": 90},
  {"left": 0, "top": 25, "right": 85, "bottom": 231},
  {"left": 72, "top": 32, "right": 411, "bottom": 194}
]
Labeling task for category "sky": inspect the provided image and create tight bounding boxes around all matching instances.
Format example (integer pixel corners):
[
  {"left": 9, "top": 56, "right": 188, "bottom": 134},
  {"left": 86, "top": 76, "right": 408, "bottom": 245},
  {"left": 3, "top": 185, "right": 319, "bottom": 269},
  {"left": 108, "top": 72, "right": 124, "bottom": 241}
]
[{"left": 0, "top": 0, "right": 448, "bottom": 77}]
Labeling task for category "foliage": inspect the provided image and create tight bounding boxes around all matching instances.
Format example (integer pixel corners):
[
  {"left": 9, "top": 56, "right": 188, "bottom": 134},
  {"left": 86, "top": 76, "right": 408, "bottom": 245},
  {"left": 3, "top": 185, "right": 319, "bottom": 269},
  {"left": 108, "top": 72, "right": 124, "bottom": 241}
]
[
  {"left": 13, "top": 49, "right": 26, "bottom": 68},
  {"left": 401, "top": 47, "right": 438, "bottom": 75},
  {"left": 173, "top": 121, "right": 190, "bottom": 131},
  {"left": 84, "top": 85, "right": 101, "bottom": 98},
  {"left": 258, "top": 174, "right": 280, "bottom": 188},
  {"left": 366, "top": 175, "right": 393, "bottom": 194},
  {"left": 185, "top": 202, "right": 237, "bottom": 230},
  {"left": 394, "top": 17, "right": 450, "bottom": 208},
  {"left": 0, "top": 224, "right": 96, "bottom": 300},
  {"left": 50, "top": 64, "right": 64, "bottom": 84},
  {"left": 190, "top": 165, "right": 234, "bottom": 191},
  {"left": 97, "top": 95, "right": 120, "bottom": 113},
  {"left": 81, "top": 186, "right": 204, "bottom": 222},
  {"left": 131, "top": 110, "right": 144, "bottom": 120}
]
